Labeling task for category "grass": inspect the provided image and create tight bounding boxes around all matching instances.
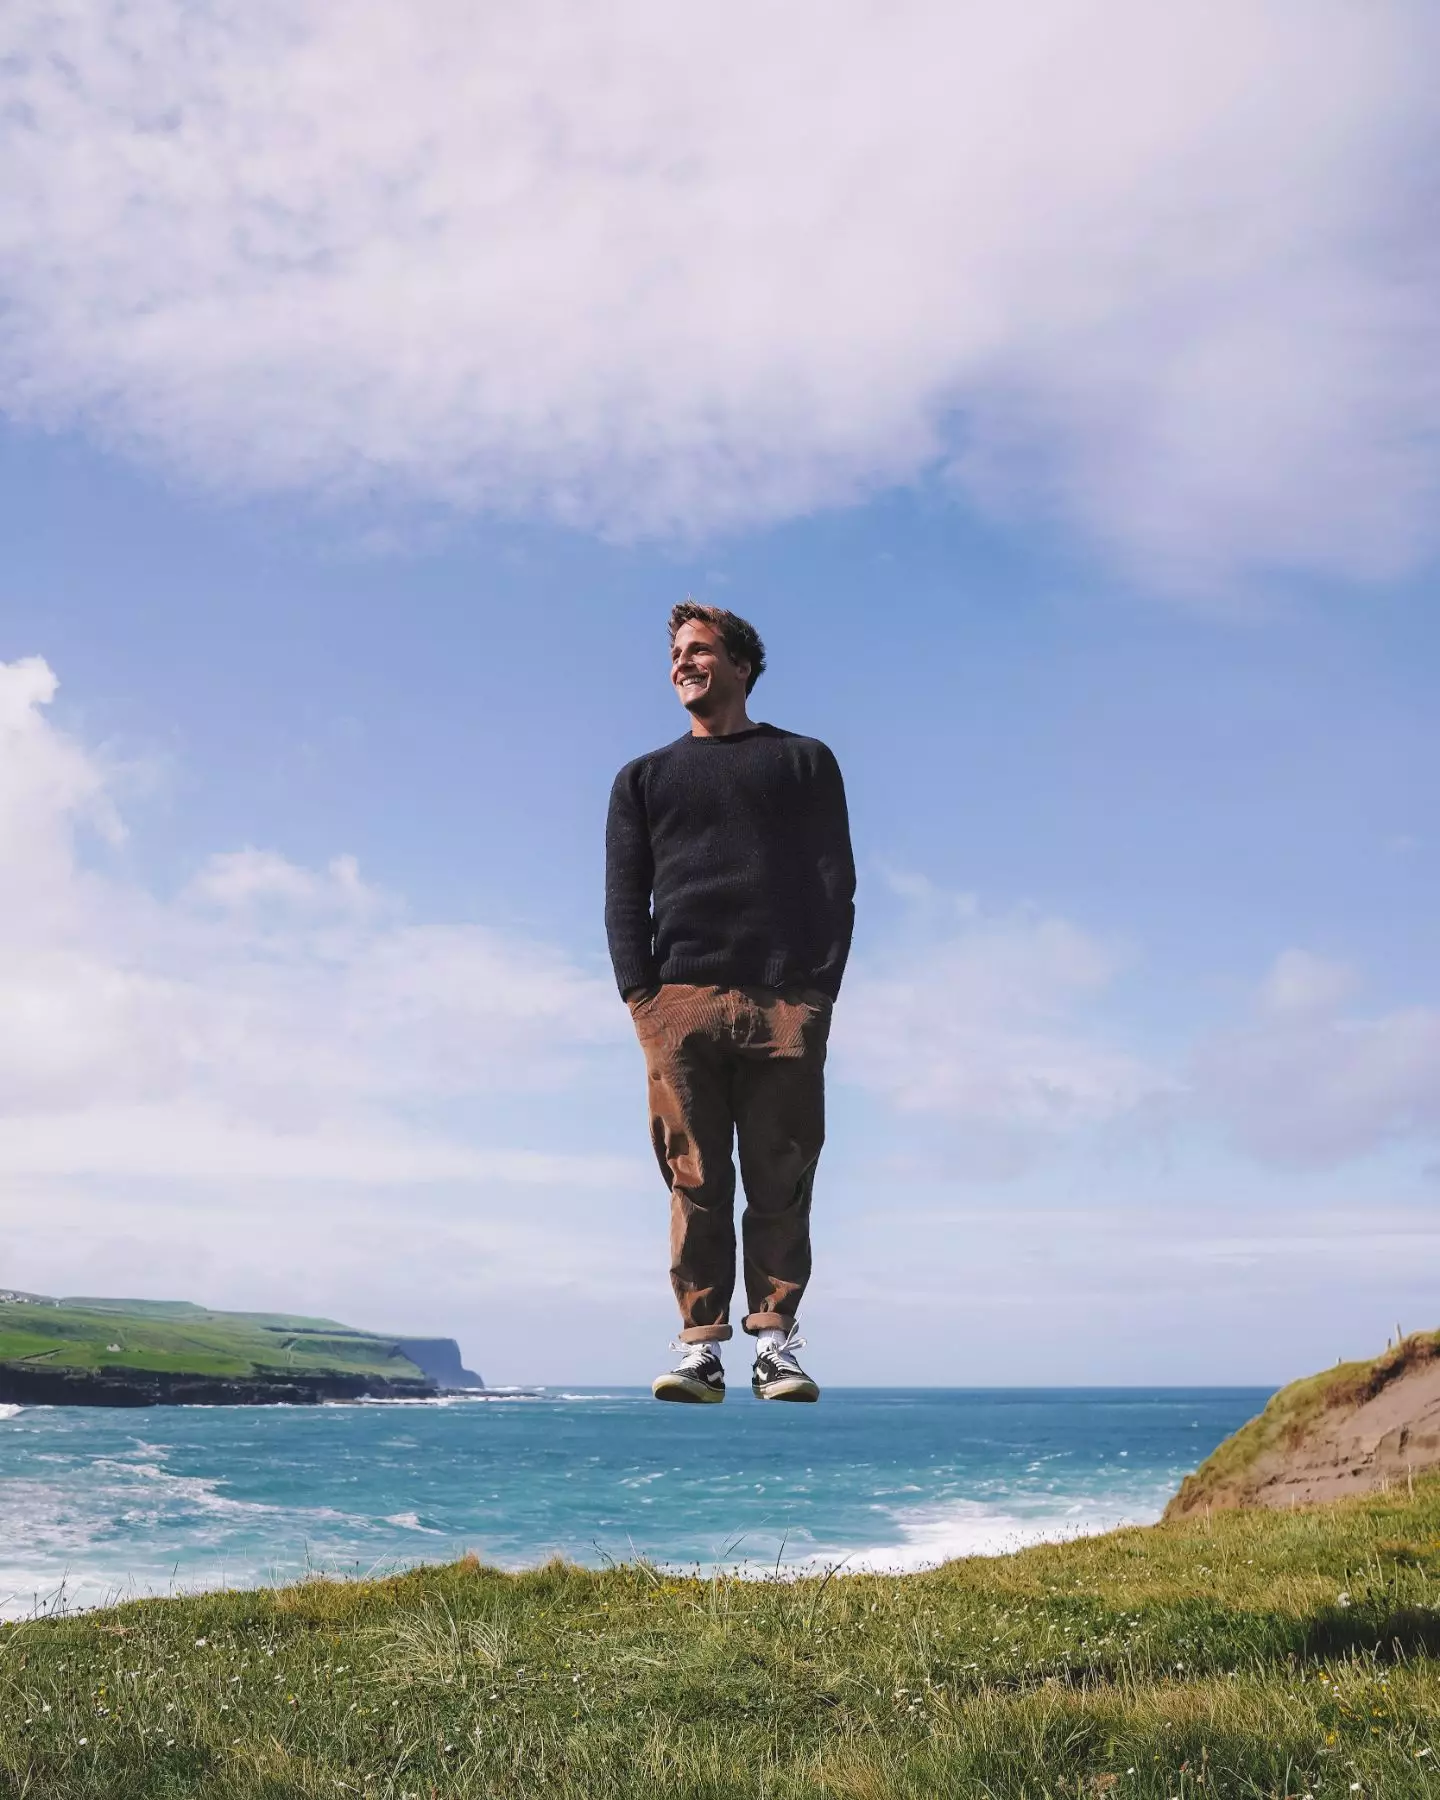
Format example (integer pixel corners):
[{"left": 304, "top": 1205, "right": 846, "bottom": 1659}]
[
  {"left": 5, "top": 1482, "right": 1440, "bottom": 1797},
  {"left": 1169, "top": 1332, "right": 1440, "bottom": 1517},
  {"left": 0, "top": 1299, "right": 428, "bottom": 1383}
]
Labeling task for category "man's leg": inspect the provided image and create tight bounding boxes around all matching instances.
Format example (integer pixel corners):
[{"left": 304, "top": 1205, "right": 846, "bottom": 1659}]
[
  {"left": 629, "top": 984, "right": 740, "bottom": 1343},
  {"left": 732, "top": 988, "right": 831, "bottom": 1335}
]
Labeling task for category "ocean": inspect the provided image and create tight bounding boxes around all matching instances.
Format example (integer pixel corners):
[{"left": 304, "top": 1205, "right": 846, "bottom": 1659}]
[{"left": 0, "top": 1387, "right": 1269, "bottom": 1617}]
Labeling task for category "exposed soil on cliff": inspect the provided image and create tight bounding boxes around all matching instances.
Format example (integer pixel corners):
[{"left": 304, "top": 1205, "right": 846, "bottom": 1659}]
[{"left": 1167, "top": 1332, "right": 1440, "bottom": 1518}]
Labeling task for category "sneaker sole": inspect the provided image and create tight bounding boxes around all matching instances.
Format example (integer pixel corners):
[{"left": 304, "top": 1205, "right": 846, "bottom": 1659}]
[
  {"left": 751, "top": 1377, "right": 819, "bottom": 1402},
  {"left": 652, "top": 1375, "right": 725, "bottom": 1404}
]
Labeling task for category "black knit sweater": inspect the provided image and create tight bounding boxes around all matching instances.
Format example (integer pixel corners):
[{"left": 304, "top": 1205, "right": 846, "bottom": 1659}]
[{"left": 604, "top": 724, "right": 856, "bottom": 1000}]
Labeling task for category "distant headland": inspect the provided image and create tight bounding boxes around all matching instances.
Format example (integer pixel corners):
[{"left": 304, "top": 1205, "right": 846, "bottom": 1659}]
[{"left": 0, "top": 1291, "right": 484, "bottom": 1406}]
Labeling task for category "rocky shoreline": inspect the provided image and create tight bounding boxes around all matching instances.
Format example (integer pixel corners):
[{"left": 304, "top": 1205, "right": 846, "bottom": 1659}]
[{"left": 0, "top": 1366, "right": 439, "bottom": 1408}]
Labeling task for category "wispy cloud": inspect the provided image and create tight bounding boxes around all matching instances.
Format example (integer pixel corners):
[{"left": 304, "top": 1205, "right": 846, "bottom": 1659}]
[
  {"left": 1257, "top": 949, "right": 1360, "bottom": 1021},
  {"left": 2, "top": 2, "right": 1436, "bottom": 587},
  {"left": 837, "top": 893, "right": 1440, "bottom": 1180},
  {"left": 1195, "top": 950, "right": 1440, "bottom": 1169},
  {"left": 0, "top": 657, "right": 626, "bottom": 1185},
  {"left": 834, "top": 876, "right": 1166, "bottom": 1175}
]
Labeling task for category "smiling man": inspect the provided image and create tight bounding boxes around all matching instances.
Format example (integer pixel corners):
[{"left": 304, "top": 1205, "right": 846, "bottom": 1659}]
[{"left": 605, "top": 602, "right": 856, "bottom": 1403}]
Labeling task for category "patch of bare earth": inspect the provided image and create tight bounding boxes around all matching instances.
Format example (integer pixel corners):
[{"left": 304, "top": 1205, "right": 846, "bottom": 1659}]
[{"left": 1169, "top": 1334, "right": 1440, "bottom": 1517}]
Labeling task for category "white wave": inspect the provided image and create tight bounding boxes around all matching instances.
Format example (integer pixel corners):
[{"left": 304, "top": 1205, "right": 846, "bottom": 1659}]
[
  {"left": 0, "top": 1481, "right": 403, "bottom": 1620},
  {"left": 0, "top": 1450, "right": 390, "bottom": 1617},
  {"left": 0, "top": 1406, "right": 22, "bottom": 1422},
  {"left": 793, "top": 1494, "right": 1159, "bottom": 1575},
  {"left": 347, "top": 1390, "right": 548, "bottom": 1407},
  {"left": 348, "top": 1389, "right": 624, "bottom": 1405},
  {"left": 87, "top": 1458, "right": 288, "bottom": 1519},
  {"left": 383, "top": 1512, "right": 443, "bottom": 1534}
]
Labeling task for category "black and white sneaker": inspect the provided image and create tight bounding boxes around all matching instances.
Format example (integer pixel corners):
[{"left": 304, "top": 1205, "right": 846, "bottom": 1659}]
[
  {"left": 751, "top": 1328, "right": 819, "bottom": 1403},
  {"left": 652, "top": 1341, "right": 726, "bottom": 1404}
]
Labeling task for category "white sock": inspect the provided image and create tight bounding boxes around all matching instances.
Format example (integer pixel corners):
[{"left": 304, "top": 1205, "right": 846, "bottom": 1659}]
[{"left": 756, "top": 1328, "right": 787, "bottom": 1354}]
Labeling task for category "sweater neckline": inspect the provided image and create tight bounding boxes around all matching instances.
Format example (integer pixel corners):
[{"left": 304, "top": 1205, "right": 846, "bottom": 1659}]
[{"left": 683, "top": 724, "right": 770, "bottom": 745}]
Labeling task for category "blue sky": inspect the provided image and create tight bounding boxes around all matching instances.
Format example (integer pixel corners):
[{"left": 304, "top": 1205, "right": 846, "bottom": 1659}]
[{"left": 0, "top": 3, "right": 1437, "bottom": 1384}]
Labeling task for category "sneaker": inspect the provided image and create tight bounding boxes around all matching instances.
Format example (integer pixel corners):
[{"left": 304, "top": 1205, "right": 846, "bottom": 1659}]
[
  {"left": 751, "top": 1327, "right": 819, "bottom": 1402},
  {"left": 652, "top": 1341, "right": 726, "bottom": 1404}
]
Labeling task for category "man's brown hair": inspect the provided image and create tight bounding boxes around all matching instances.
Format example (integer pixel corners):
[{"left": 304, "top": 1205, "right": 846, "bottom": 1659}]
[{"left": 668, "top": 602, "right": 766, "bottom": 696}]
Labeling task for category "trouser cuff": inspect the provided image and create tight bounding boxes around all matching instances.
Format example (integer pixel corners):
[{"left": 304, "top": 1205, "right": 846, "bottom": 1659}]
[
  {"left": 679, "top": 1323, "right": 733, "bottom": 1344},
  {"left": 742, "top": 1311, "right": 791, "bottom": 1335}
]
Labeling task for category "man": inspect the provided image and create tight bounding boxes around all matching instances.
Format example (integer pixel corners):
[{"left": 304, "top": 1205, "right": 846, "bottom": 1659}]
[{"left": 605, "top": 602, "right": 856, "bottom": 1404}]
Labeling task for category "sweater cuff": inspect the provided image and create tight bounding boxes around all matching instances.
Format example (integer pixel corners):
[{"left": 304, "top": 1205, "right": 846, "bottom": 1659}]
[{"left": 612, "top": 960, "right": 658, "bottom": 998}]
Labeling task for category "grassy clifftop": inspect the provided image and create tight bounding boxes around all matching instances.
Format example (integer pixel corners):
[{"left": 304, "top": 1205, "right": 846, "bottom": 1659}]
[
  {"left": 1167, "top": 1331, "right": 1440, "bottom": 1519},
  {"left": 0, "top": 1295, "right": 434, "bottom": 1402},
  {"left": 4, "top": 1481, "right": 1440, "bottom": 1797}
]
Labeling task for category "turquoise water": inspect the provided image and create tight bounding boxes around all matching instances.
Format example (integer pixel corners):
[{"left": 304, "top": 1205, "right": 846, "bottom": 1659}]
[{"left": 0, "top": 1388, "right": 1269, "bottom": 1616}]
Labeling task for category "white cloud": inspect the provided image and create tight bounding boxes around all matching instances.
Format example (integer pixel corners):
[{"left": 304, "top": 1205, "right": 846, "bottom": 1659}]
[
  {"left": 186, "top": 849, "right": 376, "bottom": 915},
  {"left": 0, "top": 1105, "right": 636, "bottom": 1187},
  {"left": 1258, "top": 948, "right": 1359, "bottom": 1020},
  {"left": 0, "top": 657, "right": 625, "bottom": 1182},
  {"left": 0, "top": 1101, "right": 637, "bottom": 1188},
  {"left": 819, "top": 1183, "right": 1440, "bottom": 1382},
  {"left": 838, "top": 914, "right": 1440, "bottom": 1180},
  {"left": 1197, "top": 952, "right": 1440, "bottom": 1168},
  {"left": 835, "top": 884, "right": 1164, "bottom": 1156},
  {"left": 0, "top": 656, "right": 123, "bottom": 903},
  {"left": 2, "top": 2, "right": 1436, "bottom": 586}
]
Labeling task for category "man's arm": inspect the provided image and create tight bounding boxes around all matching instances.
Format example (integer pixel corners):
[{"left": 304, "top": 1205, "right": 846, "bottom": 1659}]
[
  {"left": 604, "top": 766, "right": 658, "bottom": 997},
  {"left": 809, "top": 744, "right": 856, "bottom": 999}
]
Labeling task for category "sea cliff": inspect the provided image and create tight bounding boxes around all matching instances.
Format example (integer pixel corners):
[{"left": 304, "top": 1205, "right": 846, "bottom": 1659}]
[
  {"left": 0, "top": 1294, "right": 476, "bottom": 1406},
  {"left": 0, "top": 1365, "right": 434, "bottom": 1407},
  {"left": 1166, "top": 1329, "right": 1440, "bottom": 1517}
]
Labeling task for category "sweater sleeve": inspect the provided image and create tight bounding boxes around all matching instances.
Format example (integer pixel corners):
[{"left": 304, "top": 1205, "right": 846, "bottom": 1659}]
[
  {"left": 809, "top": 744, "right": 856, "bottom": 999},
  {"left": 604, "top": 764, "right": 658, "bottom": 997}
]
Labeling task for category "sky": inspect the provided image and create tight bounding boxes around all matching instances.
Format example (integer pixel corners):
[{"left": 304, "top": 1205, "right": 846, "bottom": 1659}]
[{"left": 0, "top": 2, "right": 1437, "bottom": 1386}]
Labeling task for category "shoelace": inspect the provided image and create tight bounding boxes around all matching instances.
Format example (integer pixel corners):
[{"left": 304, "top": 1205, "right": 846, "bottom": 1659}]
[
  {"left": 668, "top": 1340, "right": 720, "bottom": 1374},
  {"left": 760, "top": 1328, "right": 806, "bottom": 1372}
]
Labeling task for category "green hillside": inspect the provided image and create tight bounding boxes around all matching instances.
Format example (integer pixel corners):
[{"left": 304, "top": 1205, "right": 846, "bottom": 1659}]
[{"left": 0, "top": 1294, "right": 428, "bottom": 1384}]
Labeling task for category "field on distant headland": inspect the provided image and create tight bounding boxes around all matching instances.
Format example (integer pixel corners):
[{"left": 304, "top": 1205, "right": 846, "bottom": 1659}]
[
  {"left": 0, "top": 1295, "right": 434, "bottom": 1403},
  {"left": 0, "top": 1296, "right": 419, "bottom": 1380},
  {"left": 4, "top": 1481, "right": 1440, "bottom": 1798}
]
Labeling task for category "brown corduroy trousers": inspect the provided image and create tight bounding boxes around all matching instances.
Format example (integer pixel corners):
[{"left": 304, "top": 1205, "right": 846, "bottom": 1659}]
[{"left": 627, "top": 982, "right": 832, "bottom": 1343}]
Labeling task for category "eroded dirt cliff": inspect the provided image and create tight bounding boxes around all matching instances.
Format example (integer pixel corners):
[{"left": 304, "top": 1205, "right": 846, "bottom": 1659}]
[{"left": 1167, "top": 1333, "right": 1440, "bottom": 1518}]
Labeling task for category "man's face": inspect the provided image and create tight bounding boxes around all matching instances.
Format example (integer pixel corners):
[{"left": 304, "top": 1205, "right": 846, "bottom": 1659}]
[{"left": 671, "top": 620, "right": 750, "bottom": 716}]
